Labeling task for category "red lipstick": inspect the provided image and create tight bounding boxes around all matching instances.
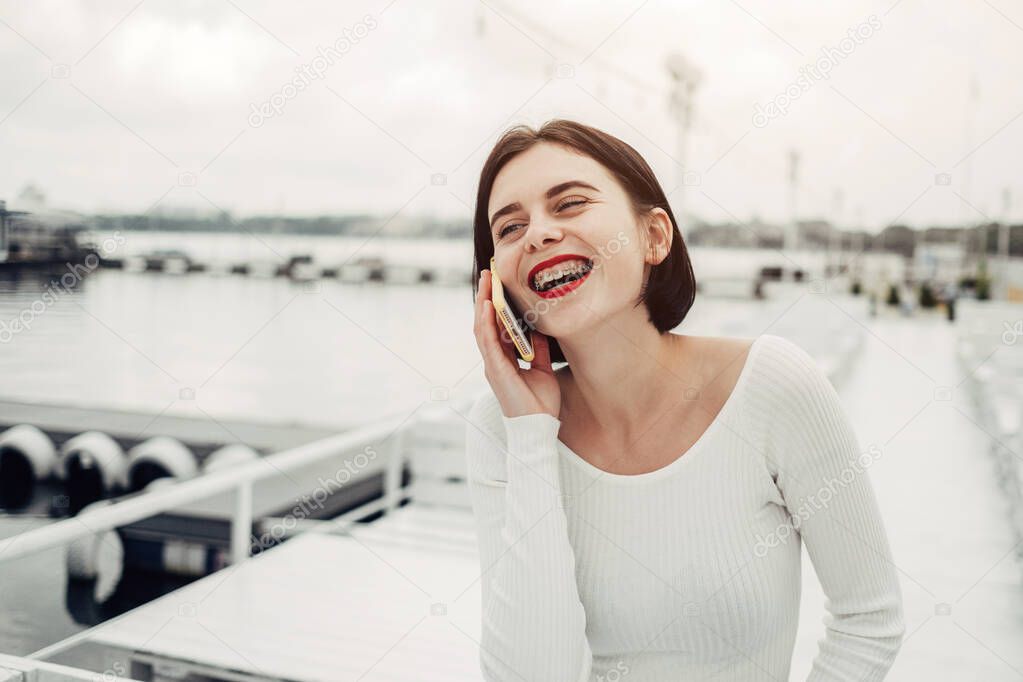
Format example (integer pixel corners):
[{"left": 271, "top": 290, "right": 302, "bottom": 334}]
[{"left": 527, "top": 253, "right": 593, "bottom": 299}]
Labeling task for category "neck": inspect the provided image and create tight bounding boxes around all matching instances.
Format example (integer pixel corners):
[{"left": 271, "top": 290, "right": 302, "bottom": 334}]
[{"left": 556, "top": 309, "right": 690, "bottom": 441}]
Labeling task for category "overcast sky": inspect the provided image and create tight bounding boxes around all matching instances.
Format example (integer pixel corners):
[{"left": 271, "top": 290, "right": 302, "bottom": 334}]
[{"left": 1, "top": 0, "right": 1021, "bottom": 231}]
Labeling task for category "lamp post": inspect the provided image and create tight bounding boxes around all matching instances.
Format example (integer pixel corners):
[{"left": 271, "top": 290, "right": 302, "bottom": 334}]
[
  {"left": 999, "top": 187, "right": 1012, "bottom": 299},
  {"left": 787, "top": 149, "right": 800, "bottom": 257},
  {"left": 666, "top": 53, "right": 701, "bottom": 229}
]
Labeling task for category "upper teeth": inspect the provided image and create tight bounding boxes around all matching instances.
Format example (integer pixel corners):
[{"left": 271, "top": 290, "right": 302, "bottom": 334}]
[{"left": 533, "top": 259, "right": 591, "bottom": 290}]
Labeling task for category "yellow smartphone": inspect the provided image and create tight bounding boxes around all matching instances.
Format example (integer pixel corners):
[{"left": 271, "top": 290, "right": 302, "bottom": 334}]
[{"left": 489, "top": 257, "right": 534, "bottom": 362}]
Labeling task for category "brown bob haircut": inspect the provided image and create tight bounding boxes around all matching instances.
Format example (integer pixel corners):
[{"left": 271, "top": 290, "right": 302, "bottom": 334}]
[{"left": 471, "top": 119, "right": 696, "bottom": 364}]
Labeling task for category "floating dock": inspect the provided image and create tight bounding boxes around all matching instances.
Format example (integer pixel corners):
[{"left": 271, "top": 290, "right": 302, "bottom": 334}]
[{"left": 0, "top": 399, "right": 414, "bottom": 578}]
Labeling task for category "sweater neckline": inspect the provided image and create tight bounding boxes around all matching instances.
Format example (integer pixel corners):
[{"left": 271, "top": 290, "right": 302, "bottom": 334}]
[{"left": 555, "top": 333, "right": 768, "bottom": 483}]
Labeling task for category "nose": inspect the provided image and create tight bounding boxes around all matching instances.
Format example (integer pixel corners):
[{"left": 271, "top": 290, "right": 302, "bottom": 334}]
[{"left": 523, "top": 219, "right": 564, "bottom": 253}]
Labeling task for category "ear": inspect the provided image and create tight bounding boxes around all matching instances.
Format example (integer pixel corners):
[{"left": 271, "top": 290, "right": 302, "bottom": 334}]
[{"left": 643, "top": 208, "right": 673, "bottom": 266}]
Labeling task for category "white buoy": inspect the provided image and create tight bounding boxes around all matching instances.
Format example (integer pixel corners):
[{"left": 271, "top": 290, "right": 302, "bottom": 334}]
[
  {"left": 57, "top": 432, "right": 128, "bottom": 512},
  {"left": 0, "top": 424, "right": 57, "bottom": 508},
  {"left": 339, "top": 263, "right": 371, "bottom": 283},
  {"left": 66, "top": 499, "right": 124, "bottom": 603},
  {"left": 247, "top": 259, "right": 280, "bottom": 278},
  {"left": 163, "top": 256, "right": 189, "bottom": 275},
  {"left": 126, "top": 436, "right": 198, "bottom": 491},
  {"left": 203, "top": 443, "right": 259, "bottom": 474},
  {"left": 123, "top": 255, "right": 146, "bottom": 273},
  {"left": 384, "top": 264, "right": 422, "bottom": 285}
]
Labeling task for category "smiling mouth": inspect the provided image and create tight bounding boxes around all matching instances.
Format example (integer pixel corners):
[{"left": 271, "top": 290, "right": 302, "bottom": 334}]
[{"left": 530, "top": 259, "right": 594, "bottom": 298}]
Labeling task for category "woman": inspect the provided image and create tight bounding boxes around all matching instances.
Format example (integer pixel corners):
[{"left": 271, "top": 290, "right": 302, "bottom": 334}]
[{"left": 467, "top": 119, "right": 904, "bottom": 681}]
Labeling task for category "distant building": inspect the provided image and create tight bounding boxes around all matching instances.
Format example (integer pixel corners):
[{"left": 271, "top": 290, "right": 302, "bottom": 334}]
[{"left": 0, "top": 199, "right": 96, "bottom": 265}]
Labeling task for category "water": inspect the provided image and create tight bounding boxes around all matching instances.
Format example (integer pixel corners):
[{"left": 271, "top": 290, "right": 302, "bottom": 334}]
[
  {"left": 0, "top": 505, "right": 196, "bottom": 658},
  {"left": 0, "top": 515, "right": 83, "bottom": 655},
  {"left": 1, "top": 261, "right": 476, "bottom": 429}
]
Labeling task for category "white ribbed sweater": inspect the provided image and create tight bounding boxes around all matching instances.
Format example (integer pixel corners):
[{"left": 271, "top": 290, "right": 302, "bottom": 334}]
[{"left": 464, "top": 333, "right": 905, "bottom": 681}]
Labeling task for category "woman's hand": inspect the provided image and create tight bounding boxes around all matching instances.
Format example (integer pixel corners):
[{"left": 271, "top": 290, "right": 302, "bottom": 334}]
[{"left": 473, "top": 269, "right": 562, "bottom": 420}]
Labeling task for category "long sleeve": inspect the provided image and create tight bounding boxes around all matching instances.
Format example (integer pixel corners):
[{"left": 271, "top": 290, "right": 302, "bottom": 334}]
[
  {"left": 758, "top": 337, "right": 905, "bottom": 681},
  {"left": 464, "top": 392, "right": 592, "bottom": 682}
]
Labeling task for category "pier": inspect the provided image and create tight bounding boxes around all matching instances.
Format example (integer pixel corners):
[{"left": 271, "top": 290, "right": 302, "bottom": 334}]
[
  {"left": 98, "top": 254, "right": 476, "bottom": 288},
  {"left": 93, "top": 254, "right": 788, "bottom": 297},
  {"left": 789, "top": 304, "right": 1023, "bottom": 679}
]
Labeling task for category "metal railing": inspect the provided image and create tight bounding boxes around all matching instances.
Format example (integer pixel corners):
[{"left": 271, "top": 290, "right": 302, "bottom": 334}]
[
  {"left": 0, "top": 412, "right": 410, "bottom": 566},
  {"left": 0, "top": 652, "right": 139, "bottom": 681}
]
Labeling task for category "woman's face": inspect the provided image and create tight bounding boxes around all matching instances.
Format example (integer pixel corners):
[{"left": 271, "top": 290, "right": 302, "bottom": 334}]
[{"left": 487, "top": 141, "right": 660, "bottom": 339}]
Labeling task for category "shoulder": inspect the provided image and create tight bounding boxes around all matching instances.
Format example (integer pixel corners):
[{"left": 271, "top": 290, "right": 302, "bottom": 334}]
[
  {"left": 680, "top": 334, "right": 760, "bottom": 408},
  {"left": 745, "top": 333, "right": 833, "bottom": 397},
  {"left": 743, "top": 335, "right": 857, "bottom": 464},
  {"left": 689, "top": 334, "right": 758, "bottom": 364},
  {"left": 740, "top": 334, "right": 847, "bottom": 433}
]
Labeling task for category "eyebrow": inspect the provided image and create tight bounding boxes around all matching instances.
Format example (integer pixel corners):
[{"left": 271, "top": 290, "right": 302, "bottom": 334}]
[{"left": 489, "top": 180, "right": 600, "bottom": 231}]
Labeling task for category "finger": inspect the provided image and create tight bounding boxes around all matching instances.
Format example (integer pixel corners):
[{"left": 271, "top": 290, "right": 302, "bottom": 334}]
[
  {"left": 476, "top": 271, "right": 508, "bottom": 357},
  {"left": 484, "top": 296, "right": 519, "bottom": 365},
  {"left": 481, "top": 300, "right": 521, "bottom": 382},
  {"left": 488, "top": 284, "right": 527, "bottom": 367},
  {"left": 472, "top": 269, "right": 491, "bottom": 354},
  {"left": 531, "top": 331, "right": 552, "bottom": 373}
]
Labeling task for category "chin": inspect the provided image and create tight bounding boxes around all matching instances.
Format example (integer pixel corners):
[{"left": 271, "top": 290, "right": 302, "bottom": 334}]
[{"left": 532, "top": 305, "right": 600, "bottom": 339}]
